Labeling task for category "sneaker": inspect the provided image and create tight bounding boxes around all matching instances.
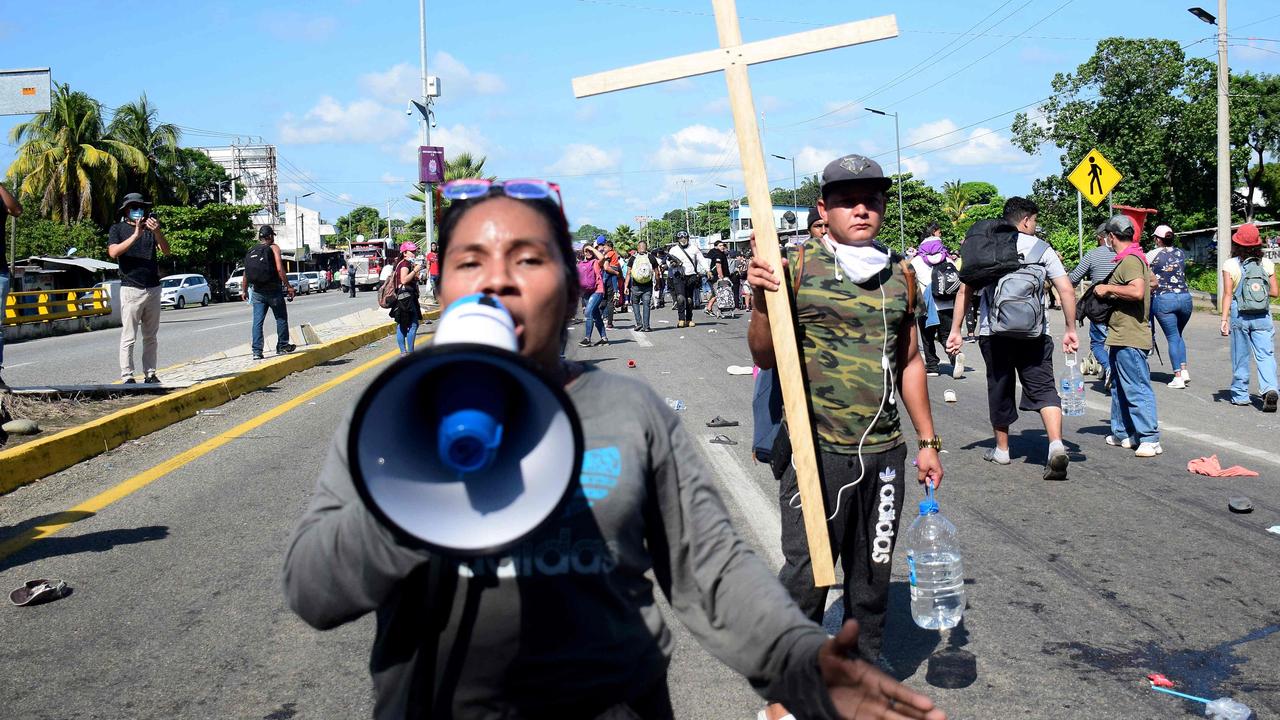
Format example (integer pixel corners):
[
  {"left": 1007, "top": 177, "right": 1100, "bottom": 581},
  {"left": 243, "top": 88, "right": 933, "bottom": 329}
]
[
  {"left": 952, "top": 353, "right": 966, "bottom": 379},
  {"left": 594, "top": 337, "right": 609, "bottom": 346},
  {"left": 122, "top": 377, "right": 137, "bottom": 385},
  {"left": 1044, "top": 448, "right": 1069, "bottom": 481},
  {"left": 1105, "top": 435, "right": 1133, "bottom": 449},
  {"left": 252, "top": 353, "right": 265, "bottom": 360},
  {"left": 1265, "top": 390, "right": 1279, "bottom": 413},
  {"left": 1181, "top": 368, "right": 1190, "bottom": 385},
  {"left": 705, "top": 309, "right": 714, "bottom": 317},
  {"left": 1102, "top": 368, "right": 1112, "bottom": 390},
  {"left": 144, "top": 374, "right": 161, "bottom": 384},
  {"left": 965, "top": 335, "right": 977, "bottom": 343},
  {"left": 277, "top": 344, "right": 296, "bottom": 354},
  {"left": 677, "top": 320, "right": 686, "bottom": 328},
  {"left": 926, "top": 368, "right": 940, "bottom": 377},
  {"left": 578, "top": 338, "right": 593, "bottom": 347},
  {"left": 1134, "top": 442, "right": 1163, "bottom": 457},
  {"left": 982, "top": 448, "right": 1011, "bottom": 465},
  {"left": 687, "top": 320, "right": 696, "bottom": 327},
  {"left": 1167, "top": 376, "right": 1186, "bottom": 389}
]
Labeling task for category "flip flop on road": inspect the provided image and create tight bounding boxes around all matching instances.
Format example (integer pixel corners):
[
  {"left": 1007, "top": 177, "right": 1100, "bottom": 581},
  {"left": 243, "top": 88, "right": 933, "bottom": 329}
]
[
  {"left": 9, "top": 579, "right": 69, "bottom": 607},
  {"left": 706, "top": 416, "right": 739, "bottom": 428},
  {"left": 710, "top": 435, "right": 739, "bottom": 446}
]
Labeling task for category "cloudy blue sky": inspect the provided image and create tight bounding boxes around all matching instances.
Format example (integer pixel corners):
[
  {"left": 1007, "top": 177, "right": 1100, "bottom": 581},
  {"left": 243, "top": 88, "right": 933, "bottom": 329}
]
[{"left": 2, "top": 0, "right": 1278, "bottom": 231}]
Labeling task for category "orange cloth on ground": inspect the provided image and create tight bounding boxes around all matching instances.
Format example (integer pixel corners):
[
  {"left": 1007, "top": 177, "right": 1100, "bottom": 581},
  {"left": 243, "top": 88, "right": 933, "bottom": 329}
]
[{"left": 1187, "top": 455, "right": 1259, "bottom": 478}]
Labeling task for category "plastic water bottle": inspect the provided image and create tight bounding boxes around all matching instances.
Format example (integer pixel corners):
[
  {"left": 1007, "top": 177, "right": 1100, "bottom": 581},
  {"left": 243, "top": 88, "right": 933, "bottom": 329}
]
[
  {"left": 905, "top": 485, "right": 966, "bottom": 630},
  {"left": 664, "top": 398, "right": 686, "bottom": 412},
  {"left": 1061, "top": 353, "right": 1085, "bottom": 417}
]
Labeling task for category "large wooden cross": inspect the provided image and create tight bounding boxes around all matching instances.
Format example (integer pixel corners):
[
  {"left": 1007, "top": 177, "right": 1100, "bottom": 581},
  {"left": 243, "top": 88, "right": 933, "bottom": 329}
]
[{"left": 574, "top": 2, "right": 898, "bottom": 587}]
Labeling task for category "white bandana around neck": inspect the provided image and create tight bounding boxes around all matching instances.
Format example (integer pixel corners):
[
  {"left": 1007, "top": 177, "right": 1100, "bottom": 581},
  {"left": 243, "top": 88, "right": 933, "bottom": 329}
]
[{"left": 822, "top": 236, "right": 890, "bottom": 283}]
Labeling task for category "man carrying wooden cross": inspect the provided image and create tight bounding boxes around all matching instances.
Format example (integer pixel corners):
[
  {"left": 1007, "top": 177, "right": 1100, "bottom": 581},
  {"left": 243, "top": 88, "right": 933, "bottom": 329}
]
[{"left": 748, "top": 154, "right": 945, "bottom": 671}]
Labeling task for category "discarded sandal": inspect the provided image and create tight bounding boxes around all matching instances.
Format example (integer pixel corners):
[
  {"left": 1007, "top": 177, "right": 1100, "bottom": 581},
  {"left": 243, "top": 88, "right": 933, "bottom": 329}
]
[
  {"left": 706, "top": 416, "right": 739, "bottom": 428},
  {"left": 709, "top": 434, "right": 738, "bottom": 446},
  {"left": 9, "top": 579, "right": 69, "bottom": 607},
  {"left": 1228, "top": 496, "right": 1253, "bottom": 514}
]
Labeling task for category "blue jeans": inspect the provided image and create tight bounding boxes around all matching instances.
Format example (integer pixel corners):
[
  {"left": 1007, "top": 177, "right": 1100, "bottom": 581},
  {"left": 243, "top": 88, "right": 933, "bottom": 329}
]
[
  {"left": 250, "top": 287, "right": 290, "bottom": 355},
  {"left": 1152, "top": 292, "right": 1192, "bottom": 370},
  {"left": 583, "top": 291, "right": 606, "bottom": 340},
  {"left": 630, "top": 284, "right": 652, "bottom": 330},
  {"left": 1088, "top": 320, "right": 1110, "bottom": 372},
  {"left": 396, "top": 322, "right": 419, "bottom": 354},
  {"left": 0, "top": 271, "right": 9, "bottom": 367},
  {"left": 1229, "top": 303, "right": 1278, "bottom": 403},
  {"left": 1109, "top": 346, "right": 1159, "bottom": 444}
]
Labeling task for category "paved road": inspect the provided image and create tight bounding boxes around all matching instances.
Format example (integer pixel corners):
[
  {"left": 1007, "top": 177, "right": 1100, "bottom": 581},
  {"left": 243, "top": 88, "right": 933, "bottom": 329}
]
[
  {"left": 1, "top": 300, "right": 1277, "bottom": 719},
  {"left": 2, "top": 289, "right": 383, "bottom": 387}
]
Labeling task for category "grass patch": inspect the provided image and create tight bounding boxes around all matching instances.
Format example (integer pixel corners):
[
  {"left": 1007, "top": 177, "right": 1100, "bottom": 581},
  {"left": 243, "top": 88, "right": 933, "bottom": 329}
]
[{"left": 0, "top": 392, "right": 150, "bottom": 451}]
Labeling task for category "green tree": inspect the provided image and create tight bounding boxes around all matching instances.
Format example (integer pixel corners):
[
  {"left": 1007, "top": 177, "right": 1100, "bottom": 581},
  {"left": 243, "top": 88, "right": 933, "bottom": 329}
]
[
  {"left": 948, "top": 194, "right": 1006, "bottom": 249},
  {"left": 334, "top": 206, "right": 384, "bottom": 244},
  {"left": 151, "top": 203, "right": 261, "bottom": 283},
  {"left": 881, "top": 173, "right": 947, "bottom": 250},
  {"left": 107, "top": 93, "right": 183, "bottom": 204},
  {"left": 1232, "top": 73, "right": 1280, "bottom": 222},
  {"left": 640, "top": 218, "right": 677, "bottom": 247},
  {"left": 574, "top": 223, "right": 608, "bottom": 245},
  {"left": 769, "top": 175, "right": 820, "bottom": 209},
  {"left": 169, "top": 148, "right": 239, "bottom": 207},
  {"left": 11, "top": 215, "right": 107, "bottom": 260},
  {"left": 7, "top": 83, "right": 147, "bottom": 226},
  {"left": 1011, "top": 38, "right": 1225, "bottom": 232},
  {"left": 941, "top": 180, "right": 972, "bottom": 227},
  {"left": 612, "top": 223, "right": 637, "bottom": 253},
  {"left": 959, "top": 181, "right": 999, "bottom": 205}
]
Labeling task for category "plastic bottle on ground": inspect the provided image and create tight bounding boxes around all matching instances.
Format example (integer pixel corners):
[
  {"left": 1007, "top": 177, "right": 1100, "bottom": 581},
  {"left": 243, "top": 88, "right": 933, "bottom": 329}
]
[
  {"left": 1061, "top": 352, "right": 1086, "bottom": 417},
  {"left": 664, "top": 398, "right": 686, "bottom": 412},
  {"left": 905, "top": 484, "right": 966, "bottom": 630}
]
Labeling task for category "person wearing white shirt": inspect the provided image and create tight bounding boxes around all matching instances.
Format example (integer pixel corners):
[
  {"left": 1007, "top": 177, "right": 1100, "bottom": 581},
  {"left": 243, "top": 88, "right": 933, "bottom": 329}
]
[{"left": 668, "top": 230, "right": 707, "bottom": 327}]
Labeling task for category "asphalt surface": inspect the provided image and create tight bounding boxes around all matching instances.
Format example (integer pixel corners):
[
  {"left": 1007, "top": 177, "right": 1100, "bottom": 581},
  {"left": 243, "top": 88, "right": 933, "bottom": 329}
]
[
  {"left": 1, "top": 287, "right": 381, "bottom": 387},
  {"left": 1, "top": 297, "right": 1278, "bottom": 719}
]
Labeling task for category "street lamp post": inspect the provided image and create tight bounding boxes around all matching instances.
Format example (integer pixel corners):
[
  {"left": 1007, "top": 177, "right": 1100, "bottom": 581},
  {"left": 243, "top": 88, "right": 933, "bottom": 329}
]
[
  {"left": 771, "top": 154, "right": 797, "bottom": 210},
  {"left": 866, "top": 107, "right": 905, "bottom": 251},
  {"left": 1189, "top": 4, "right": 1230, "bottom": 303},
  {"left": 294, "top": 192, "right": 314, "bottom": 283}
]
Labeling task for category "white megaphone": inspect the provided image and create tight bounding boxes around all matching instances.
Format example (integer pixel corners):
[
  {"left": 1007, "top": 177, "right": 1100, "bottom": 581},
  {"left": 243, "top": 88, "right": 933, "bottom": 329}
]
[{"left": 348, "top": 293, "right": 584, "bottom": 556}]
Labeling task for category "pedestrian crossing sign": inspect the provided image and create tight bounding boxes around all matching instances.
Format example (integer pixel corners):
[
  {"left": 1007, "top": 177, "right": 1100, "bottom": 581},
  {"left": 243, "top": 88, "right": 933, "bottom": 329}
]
[{"left": 1068, "top": 148, "right": 1121, "bottom": 207}]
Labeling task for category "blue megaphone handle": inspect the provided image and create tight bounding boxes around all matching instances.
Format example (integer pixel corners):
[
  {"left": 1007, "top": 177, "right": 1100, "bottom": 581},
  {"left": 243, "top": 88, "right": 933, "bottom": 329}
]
[{"left": 436, "top": 365, "right": 506, "bottom": 474}]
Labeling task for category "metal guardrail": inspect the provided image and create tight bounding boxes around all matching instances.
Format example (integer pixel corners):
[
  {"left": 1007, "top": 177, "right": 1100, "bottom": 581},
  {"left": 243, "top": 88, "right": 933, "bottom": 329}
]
[{"left": 4, "top": 288, "right": 111, "bottom": 325}]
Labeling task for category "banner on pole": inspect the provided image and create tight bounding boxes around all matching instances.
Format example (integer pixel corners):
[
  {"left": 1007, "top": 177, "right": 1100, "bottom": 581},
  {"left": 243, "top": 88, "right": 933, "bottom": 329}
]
[{"left": 418, "top": 146, "right": 445, "bottom": 184}]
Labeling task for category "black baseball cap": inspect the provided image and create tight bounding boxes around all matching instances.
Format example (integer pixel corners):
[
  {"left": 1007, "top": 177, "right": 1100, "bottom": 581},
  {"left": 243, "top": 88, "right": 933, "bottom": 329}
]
[
  {"left": 807, "top": 207, "right": 822, "bottom": 229},
  {"left": 258, "top": 225, "right": 276, "bottom": 238},
  {"left": 820, "top": 154, "right": 892, "bottom": 193},
  {"left": 1104, "top": 214, "right": 1135, "bottom": 238}
]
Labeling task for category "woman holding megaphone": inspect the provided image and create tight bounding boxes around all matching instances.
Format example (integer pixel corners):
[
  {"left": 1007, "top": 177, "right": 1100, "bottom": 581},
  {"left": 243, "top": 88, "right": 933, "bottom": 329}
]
[{"left": 283, "top": 179, "right": 945, "bottom": 720}]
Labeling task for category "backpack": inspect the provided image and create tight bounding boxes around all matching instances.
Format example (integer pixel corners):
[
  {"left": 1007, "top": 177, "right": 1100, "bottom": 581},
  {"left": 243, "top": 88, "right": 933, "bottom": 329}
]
[
  {"left": 378, "top": 264, "right": 401, "bottom": 309},
  {"left": 987, "top": 240, "right": 1051, "bottom": 338},
  {"left": 931, "top": 260, "right": 961, "bottom": 300},
  {"left": 243, "top": 244, "right": 276, "bottom": 285},
  {"left": 576, "top": 260, "right": 599, "bottom": 293},
  {"left": 630, "top": 254, "right": 653, "bottom": 283},
  {"left": 1236, "top": 258, "right": 1271, "bottom": 315},
  {"left": 958, "top": 219, "right": 1021, "bottom": 289}
]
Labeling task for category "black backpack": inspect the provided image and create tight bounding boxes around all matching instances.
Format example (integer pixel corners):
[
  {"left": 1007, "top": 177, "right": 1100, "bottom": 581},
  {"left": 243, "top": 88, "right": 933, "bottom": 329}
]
[
  {"left": 931, "top": 260, "right": 961, "bottom": 300},
  {"left": 958, "top": 219, "right": 1021, "bottom": 289},
  {"left": 244, "top": 244, "right": 276, "bottom": 285}
]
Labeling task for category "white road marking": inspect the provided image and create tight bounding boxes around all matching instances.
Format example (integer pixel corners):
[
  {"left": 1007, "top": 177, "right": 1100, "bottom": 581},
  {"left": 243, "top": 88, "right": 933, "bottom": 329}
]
[
  {"left": 3, "top": 361, "right": 35, "bottom": 369},
  {"left": 193, "top": 321, "right": 248, "bottom": 333},
  {"left": 630, "top": 329, "right": 653, "bottom": 348},
  {"left": 699, "top": 434, "right": 783, "bottom": 570},
  {"left": 1084, "top": 394, "right": 1280, "bottom": 467}
]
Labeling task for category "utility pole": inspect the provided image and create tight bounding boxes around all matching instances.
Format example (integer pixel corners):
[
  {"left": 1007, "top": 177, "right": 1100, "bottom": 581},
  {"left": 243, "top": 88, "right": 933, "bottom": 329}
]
[
  {"left": 771, "top": 154, "right": 797, "bottom": 209},
  {"left": 419, "top": 0, "right": 434, "bottom": 249},
  {"left": 1214, "top": 0, "right": 1230, "bottom": 301},
  {"left": 386, "top": 199, "right": 393, "bottom": 240},
  {"left": 678, "top": 179, "right": 693, "bottom": 236},
  {"left": 866, "top": 107, "right": 905, "bottom": 251}
]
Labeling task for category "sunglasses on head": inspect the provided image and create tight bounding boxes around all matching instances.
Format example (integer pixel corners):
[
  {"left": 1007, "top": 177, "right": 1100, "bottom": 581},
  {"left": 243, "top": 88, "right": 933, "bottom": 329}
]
[{"left": 441, "top": 178, "right": 564, "bottom": 211}]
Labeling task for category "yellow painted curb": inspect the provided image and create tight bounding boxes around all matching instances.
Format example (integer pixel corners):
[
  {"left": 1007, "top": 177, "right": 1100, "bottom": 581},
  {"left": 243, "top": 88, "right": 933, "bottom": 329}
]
[{"left": 0, "top": 308, "right": 440, "bottom": 495}]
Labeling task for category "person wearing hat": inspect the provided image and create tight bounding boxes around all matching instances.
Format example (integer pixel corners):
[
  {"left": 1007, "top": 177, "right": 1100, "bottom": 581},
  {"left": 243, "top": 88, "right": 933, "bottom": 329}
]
[
  {"left": 1220, "top": 223, "right": 1279, "bottom": 412},
  {"left": 668, "top": 230, "right": 707, "bottom": 327},
  {"left": 108, "top": 192, "right": 169, "bottom": 383},
  {"left": 747, "top": 154, "right": 944, "bottom": 701},
  {"left": 806, "top": 207, "right": 827, "bottom": 242},
  {"left": 1146, "top": 224, "right": 1192, "bottom": 388},
  {"left": 1069, "top": 222, "right": 1121, "bottom": 386},
  {"left": 241, "top": 225, "right": 296, "bottom": 360},
  {"left": 392, "top": 241, "right": 424, "bottom": 354},
  {"left": 0, "top": 181, "right": 23, "bottom": 391},
  {"left": 1092, "top": 214, "right": 1161, "bottom": 455}
]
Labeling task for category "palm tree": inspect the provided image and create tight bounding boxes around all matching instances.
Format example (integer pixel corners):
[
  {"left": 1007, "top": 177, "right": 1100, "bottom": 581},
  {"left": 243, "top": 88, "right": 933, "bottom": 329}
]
[
  {"left": 941, "top": 180, "right": 972, "bottom": 226},
  {"left": 8, "top": 83, "right": 147, "bottom": 225},
  {"left": 406, "top": 152, "right": 495, "bottom": 234},
  {"left": 108, "top": 93, "right": 184, "bottom": 204},
  {"left": 613, "top": 224, "right": 637, "bottom": 253}
]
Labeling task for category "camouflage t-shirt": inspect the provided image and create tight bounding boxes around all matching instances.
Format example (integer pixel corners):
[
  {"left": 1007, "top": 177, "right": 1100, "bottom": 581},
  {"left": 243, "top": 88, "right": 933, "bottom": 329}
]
[{"left": 788, "top": 240, "right": 914, "bottom": 454}]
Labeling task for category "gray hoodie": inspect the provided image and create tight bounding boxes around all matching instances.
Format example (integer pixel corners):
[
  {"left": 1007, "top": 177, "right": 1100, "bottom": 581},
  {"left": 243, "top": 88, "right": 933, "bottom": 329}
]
[{"left": 283, "top": 366, "right": 836, "bottom": 719}]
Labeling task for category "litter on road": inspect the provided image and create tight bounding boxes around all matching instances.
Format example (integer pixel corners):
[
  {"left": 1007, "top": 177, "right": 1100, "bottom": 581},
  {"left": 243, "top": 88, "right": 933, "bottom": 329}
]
[
  {"left": 1187, "top": 455, "right": 1259, "bottom": 478},
  {"left": 9, "top": 579, "right": 70, "bottom": 607}
]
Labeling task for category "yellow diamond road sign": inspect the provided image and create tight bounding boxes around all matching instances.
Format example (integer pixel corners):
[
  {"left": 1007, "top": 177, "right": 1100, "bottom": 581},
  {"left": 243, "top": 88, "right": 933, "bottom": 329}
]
[{"left": 1068, "top": 148, "right": 1122, "bottom": 207}]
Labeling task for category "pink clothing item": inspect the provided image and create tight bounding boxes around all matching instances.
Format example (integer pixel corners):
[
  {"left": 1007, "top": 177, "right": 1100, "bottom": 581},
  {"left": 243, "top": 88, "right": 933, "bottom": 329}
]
[
  {"left": 1113, "top": 242, "right": 1149, "bottom": 266},
  {"left": 1187, "top": 455, "right": 1259, "bottom": 478}
]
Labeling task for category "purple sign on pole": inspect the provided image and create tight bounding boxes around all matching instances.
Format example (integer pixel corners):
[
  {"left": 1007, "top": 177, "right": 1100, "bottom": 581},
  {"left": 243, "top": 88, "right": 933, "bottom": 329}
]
[{"left": 418, "top": 146, "right": 445, "bottom": 184}]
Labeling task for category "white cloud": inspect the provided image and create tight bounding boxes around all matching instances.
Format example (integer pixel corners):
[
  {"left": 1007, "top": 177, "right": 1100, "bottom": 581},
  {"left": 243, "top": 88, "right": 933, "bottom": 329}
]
[
  {"left": 432, "top": 51, "right": 506, "bottom": 95},
  {"left": 279, "top": 96, "right": 408, "bottom": 144},
  {"left": 594, "top": 176, "right": 626, "bottom": 198},
  {"left": 794, "top": 145, "right": 839, "bottom": 175},
  {"left": 398, "top": 123, "right": 493, "bottom": 164},
  {"left": 380, "top": 172, "right": 406, "bottom": 184},
  {"left": 360, "top": 63, "right": 420, "bottom": 105},
  {"left": 653, "top": 124, "right": 737, "bottom": 170},
  {"left": 902, "top": 157, "right": 931, "bottom": 178},
  {"left": 904, "top": 118, "right": 1024, "bottom": 167},
  {"left": 548, "top": 143, "right": 620, "bottom": 176}
]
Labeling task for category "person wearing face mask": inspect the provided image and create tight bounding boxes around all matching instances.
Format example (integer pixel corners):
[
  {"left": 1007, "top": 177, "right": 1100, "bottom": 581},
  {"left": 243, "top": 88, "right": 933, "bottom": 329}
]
[
  {"left": 108, "top": 192, "right": 169, "bottom": 384},
  {"left": 746, "top": 155, "right": 944, "bottom": 698},
  {"left": 1069, "top": 223, "right": 1119, "bottom": 387},
  {"left": 284, "top": 178, "right": 946, "bottom": 720},
  {"left": 668, "top": 230, "right": 708, "bottom": 327}
]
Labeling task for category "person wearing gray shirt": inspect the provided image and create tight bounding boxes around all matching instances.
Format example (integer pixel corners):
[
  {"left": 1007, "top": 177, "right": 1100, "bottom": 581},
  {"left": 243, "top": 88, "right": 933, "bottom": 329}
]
[
  {"left": 283, "top": 184, "right": 945, "bottom": 720},
  {"left": 1070, "top": 224, "right": 1119, "bottom": 382}
]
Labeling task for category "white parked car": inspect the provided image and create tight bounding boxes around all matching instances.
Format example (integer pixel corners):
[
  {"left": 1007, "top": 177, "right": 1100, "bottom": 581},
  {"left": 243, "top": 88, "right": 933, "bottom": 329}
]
[
  {"left": 286, "top": 272, "right": 313, "bottom": 294},
  {"left": 303, "top": 271, "right": 327, "bottom": 293},
  {"left": 225, "top": 268, "right": 245, "bottom": 297},
  {"left": 160, "top": 274, "right": 211, "bottom": 309}
]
